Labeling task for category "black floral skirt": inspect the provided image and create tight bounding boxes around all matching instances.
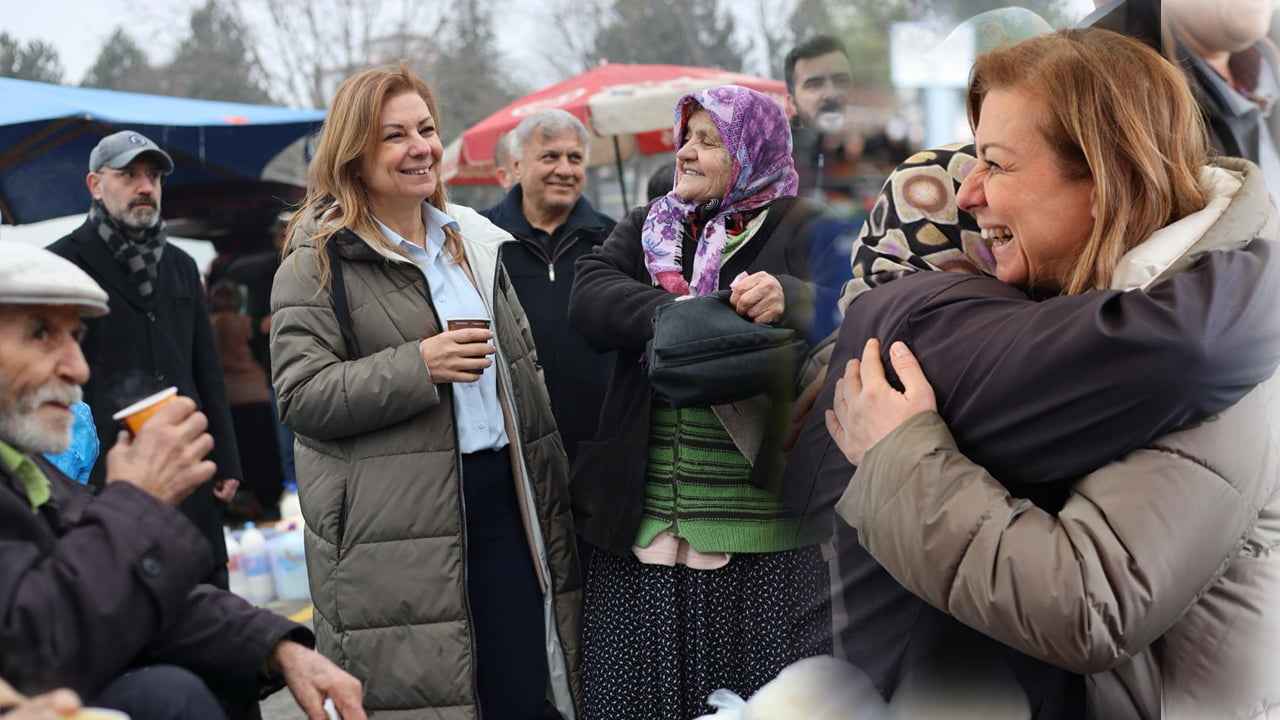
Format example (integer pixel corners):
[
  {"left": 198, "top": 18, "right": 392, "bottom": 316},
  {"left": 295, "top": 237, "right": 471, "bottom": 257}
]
[{"left": 581, "top": 545, "right": 833, "bottom": 720}]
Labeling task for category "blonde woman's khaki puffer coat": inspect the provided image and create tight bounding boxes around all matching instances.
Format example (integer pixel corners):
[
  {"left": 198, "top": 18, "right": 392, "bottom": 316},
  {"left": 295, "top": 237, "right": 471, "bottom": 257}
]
[{"left": 271, "top": 204, "right": 580, "bottom": 720}]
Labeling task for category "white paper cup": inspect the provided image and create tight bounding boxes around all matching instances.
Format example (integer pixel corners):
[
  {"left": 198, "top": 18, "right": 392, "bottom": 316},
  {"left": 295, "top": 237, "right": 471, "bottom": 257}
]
[
  {"left": 111, "top": 387, "right": 178, "bottom": 434},
  {"left": 68, "top": 709, "right": 131, "bottom": 720}
]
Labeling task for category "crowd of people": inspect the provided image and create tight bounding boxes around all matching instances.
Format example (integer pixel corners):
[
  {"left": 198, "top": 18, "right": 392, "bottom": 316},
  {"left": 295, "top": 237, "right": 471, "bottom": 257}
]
[{"left": 1, "top": 0, "right": 1278, "bottom": 719}]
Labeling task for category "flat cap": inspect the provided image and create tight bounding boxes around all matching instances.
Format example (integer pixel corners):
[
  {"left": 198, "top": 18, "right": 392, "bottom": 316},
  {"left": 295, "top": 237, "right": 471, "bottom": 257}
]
[
  {"left": 0, "top": 244, "right": 110, "bottom": 317},
  {"left": 89, "top": 131, "right": 175, "bottom": 174}
]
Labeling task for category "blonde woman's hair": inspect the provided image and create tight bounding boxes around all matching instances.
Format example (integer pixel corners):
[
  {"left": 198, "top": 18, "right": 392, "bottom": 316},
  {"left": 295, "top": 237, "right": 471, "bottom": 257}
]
[
  {"left": 968, "top": 28, "right": 1209, "bottom": 295},
  {"left": 284, "top": 61, "right": 462, "bottom": 288}
]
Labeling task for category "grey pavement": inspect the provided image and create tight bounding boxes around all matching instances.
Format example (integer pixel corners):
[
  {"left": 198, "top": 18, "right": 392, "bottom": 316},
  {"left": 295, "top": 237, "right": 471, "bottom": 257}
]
[{"left": 262, "top": 686, "right": 307, "bottom": 720}]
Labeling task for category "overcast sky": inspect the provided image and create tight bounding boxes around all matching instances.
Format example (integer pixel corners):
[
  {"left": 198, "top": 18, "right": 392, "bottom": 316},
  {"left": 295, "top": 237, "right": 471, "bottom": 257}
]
[
  {"left": 7, "top": 0, "right": 190, "bottom": 84},
  {"left": 3, "top": 0, "right": 557, "bottom": 104},
  {"left": 6, "top": 0, "right": 1100, "bottom": 106}
]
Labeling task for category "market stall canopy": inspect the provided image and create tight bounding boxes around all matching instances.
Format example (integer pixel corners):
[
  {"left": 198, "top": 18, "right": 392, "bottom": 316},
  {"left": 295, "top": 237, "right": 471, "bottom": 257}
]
[
  {"left": 444, "top": 63, "right": 791, "bottom": 188},
  {"left": 0, "top": 77, "right": 324, "bottom": 225}
]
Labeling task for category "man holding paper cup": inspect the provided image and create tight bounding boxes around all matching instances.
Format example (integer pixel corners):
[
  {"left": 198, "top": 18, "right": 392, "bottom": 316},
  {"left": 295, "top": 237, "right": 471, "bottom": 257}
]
[{"left": 0, "top": 245, "right": 366, "bottom": 720}]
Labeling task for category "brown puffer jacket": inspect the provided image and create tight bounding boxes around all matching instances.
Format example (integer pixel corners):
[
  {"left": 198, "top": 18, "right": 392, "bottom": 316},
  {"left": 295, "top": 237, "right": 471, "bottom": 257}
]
[
  {"left": 270, "top": 204, "right": 580, "bottom": 720},
  {"left": 842, "top": 389, "right": 1280, "bottom": 719}
]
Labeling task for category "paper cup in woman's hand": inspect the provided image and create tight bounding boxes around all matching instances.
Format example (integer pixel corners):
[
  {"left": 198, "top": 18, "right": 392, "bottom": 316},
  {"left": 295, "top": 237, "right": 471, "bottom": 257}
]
[{"left": 446, "top": 318, "right": 490, "bottom": 331}]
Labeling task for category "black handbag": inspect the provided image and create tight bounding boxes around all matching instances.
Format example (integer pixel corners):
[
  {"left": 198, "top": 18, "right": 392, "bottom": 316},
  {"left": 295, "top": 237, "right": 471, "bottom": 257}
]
[{"left": 645, "top": 289, "right": 807, "bottom": 408}]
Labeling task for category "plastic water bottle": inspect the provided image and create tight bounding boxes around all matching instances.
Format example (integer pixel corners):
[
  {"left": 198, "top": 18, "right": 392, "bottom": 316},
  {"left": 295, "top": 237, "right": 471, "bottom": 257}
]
[
  {"left": 239, "top": 522, "right": 275, "bottom": 604},
  {"left": 225, "top": 528, "right": 248, "bottom": 599},
  {"left": 279, "top": 481, "right": 302, "bottom": 524},
  {"left": 270, "top": 520, "right": 310, "bottom": 601}
]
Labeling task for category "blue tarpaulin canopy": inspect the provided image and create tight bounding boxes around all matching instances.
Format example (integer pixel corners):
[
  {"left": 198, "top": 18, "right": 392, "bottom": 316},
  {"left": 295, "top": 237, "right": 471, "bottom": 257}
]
[{"left": 0, "top": 77, "right": 324, "bottom": 224}]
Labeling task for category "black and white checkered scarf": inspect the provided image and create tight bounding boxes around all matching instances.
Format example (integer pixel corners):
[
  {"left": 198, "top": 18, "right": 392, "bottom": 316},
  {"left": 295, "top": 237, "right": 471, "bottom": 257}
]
[{"left": 89, "top": 199, "right": 167, "bottom": 297}]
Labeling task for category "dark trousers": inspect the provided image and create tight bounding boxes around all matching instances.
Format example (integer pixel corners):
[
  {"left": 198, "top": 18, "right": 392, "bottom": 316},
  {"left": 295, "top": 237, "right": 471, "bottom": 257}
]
[
  {"left": 462, "top": 448, "right": 549, "bottom": 720},
  {"left": 92, "top": 665, "right": 228, "bottom": 720},
  {"left": 230, "top": 402, "right": 284, "bottom": 518},
  {"left": 268, "top": 388, "right": 296, "bottom": 485}
]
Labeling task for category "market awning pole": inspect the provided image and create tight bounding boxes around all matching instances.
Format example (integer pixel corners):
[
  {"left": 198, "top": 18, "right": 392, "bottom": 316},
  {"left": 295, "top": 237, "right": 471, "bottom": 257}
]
[{"left": 613, "top": 136, "right": 629, "bottom": 210}]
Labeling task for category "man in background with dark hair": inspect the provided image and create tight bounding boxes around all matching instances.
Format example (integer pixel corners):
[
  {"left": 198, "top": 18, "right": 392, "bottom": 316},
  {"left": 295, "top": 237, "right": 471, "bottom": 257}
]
[
  {"left": 785, "top": 35, "right": 856, "bottom": 207},
  {"left": 785, "top": 35, "right": 904, "bottom": 216}
]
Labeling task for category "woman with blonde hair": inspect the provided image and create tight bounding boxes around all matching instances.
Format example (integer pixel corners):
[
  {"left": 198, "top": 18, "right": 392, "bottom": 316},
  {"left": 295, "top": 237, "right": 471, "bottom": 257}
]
[
  {"left": 790, "top": 28, "right": 1280, "bottom": 717},
  {"left": 271, "top": 62, "right": 580, "bottom": 720}
]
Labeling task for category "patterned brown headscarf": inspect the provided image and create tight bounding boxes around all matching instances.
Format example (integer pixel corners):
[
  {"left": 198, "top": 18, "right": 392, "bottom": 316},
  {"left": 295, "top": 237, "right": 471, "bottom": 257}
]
[{"left": 838, "top": 142, "right": 995, "bottom": 313}]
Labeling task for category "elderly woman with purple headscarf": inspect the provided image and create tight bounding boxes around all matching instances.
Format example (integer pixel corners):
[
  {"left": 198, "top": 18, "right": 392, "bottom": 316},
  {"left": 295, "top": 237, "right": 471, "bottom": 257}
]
[{"left": 568, "top": 86, "right": 832, "bottom": 719}]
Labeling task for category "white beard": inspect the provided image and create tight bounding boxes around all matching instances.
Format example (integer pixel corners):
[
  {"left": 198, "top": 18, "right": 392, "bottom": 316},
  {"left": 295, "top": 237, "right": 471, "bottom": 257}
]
[{"left": 0, "top": 381, "right": 81, "bottom": 455}]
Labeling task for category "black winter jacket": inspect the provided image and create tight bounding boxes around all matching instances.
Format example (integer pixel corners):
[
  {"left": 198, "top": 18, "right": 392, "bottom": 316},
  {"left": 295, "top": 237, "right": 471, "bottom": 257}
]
[
  {"left": 481, "top": 187, "right": 616, "bottom": 463},
  {"left": 785, "top": 175, "right": 1280, "bottom": 719},
  {"left": 49, "top": 221, "right": 241, "bottom": 569},
  {"left": 568, "top": 196, "right": 825, "bottom": 556}
]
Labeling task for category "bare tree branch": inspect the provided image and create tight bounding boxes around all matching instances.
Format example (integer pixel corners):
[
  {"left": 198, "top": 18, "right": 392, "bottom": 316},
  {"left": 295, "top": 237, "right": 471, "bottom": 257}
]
[
  {"left": 537, "top": 0, "right": 608, "bottom": 75},
  {"left": 754, "top": 0, "right": 797, "bottom": 78}
]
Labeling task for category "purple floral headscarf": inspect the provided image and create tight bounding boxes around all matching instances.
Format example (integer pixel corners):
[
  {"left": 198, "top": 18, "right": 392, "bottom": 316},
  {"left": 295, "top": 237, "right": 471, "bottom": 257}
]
[{"left": 642, "top": 85, "right": 799, "bottom": 296}]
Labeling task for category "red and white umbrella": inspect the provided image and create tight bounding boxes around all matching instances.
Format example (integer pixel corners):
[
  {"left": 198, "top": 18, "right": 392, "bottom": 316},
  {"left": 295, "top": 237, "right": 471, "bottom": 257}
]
[{"left": 443, "top": 63, "right": 791, "bottom": 202}]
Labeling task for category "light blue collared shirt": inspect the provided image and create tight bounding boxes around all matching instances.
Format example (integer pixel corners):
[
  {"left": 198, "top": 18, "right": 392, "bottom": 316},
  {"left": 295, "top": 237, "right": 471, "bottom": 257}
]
[{"left": 376, "top": 204, "right": 509, "bottom": 453}]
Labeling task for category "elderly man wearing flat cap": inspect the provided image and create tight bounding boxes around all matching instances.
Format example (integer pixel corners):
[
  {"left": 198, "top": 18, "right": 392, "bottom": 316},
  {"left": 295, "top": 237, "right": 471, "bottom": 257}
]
[
  {"left": 48, "top": 130, "right": 241, "bottom": 589},
  {"left": 0, "top": 245, "right": 368, "bottom": 720}
]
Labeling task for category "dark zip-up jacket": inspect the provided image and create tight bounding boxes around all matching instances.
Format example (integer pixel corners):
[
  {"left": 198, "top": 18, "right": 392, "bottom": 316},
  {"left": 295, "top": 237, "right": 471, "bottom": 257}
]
[
  {"left": 481, "top": 186, "right": 616, "bottom": 463},
  {"left": 568, "top": 196, "right": 826, "bottom": 556},
  {"left": 0, "top": 454, "right": 304, "bottom": 703}
]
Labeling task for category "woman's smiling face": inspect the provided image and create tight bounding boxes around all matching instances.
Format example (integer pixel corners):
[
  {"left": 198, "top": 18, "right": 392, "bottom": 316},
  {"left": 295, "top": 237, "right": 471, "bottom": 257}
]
[
  {"left": 674, "top": 108, "right": 732, "bottom": 204},
  {"left": 359, "top": 90, "right": 443, "bottom": 209},
  {"left": 956, "top": 88, "right": 1096, "bottom": 294}
]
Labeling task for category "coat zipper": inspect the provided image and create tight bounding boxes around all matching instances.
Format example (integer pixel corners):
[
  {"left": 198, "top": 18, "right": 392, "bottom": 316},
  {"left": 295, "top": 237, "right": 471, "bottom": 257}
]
[
  {"left": 490, "top": 243, "right": 577, "bottom": 719},
  {"left": 516, "top": 228, "right": 592, "bottom": 284}
]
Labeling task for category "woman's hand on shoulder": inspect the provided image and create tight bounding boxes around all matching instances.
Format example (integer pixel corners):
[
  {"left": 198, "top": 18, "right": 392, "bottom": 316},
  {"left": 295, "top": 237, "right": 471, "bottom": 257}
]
[
  {"left": 729, "top": 271, "right": 785, "bottom": 324},
  {"left": 419, "top": 329, "right": 495, "bottom": 383},
  {"left": 826, "top": 339, "right": 938, "bottom": 465}
]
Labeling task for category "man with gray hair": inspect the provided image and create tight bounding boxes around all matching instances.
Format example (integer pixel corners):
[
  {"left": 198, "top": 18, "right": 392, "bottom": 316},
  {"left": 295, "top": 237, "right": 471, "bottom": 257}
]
[
  {"left": 0, "top": 245, "right": 366, "bottom": 720},
  {"left": 48, "top": 130, "right": 241, "bottom": 589},
  {"left": 481, "top": 109, "right": 615, "bottom": 473}
]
